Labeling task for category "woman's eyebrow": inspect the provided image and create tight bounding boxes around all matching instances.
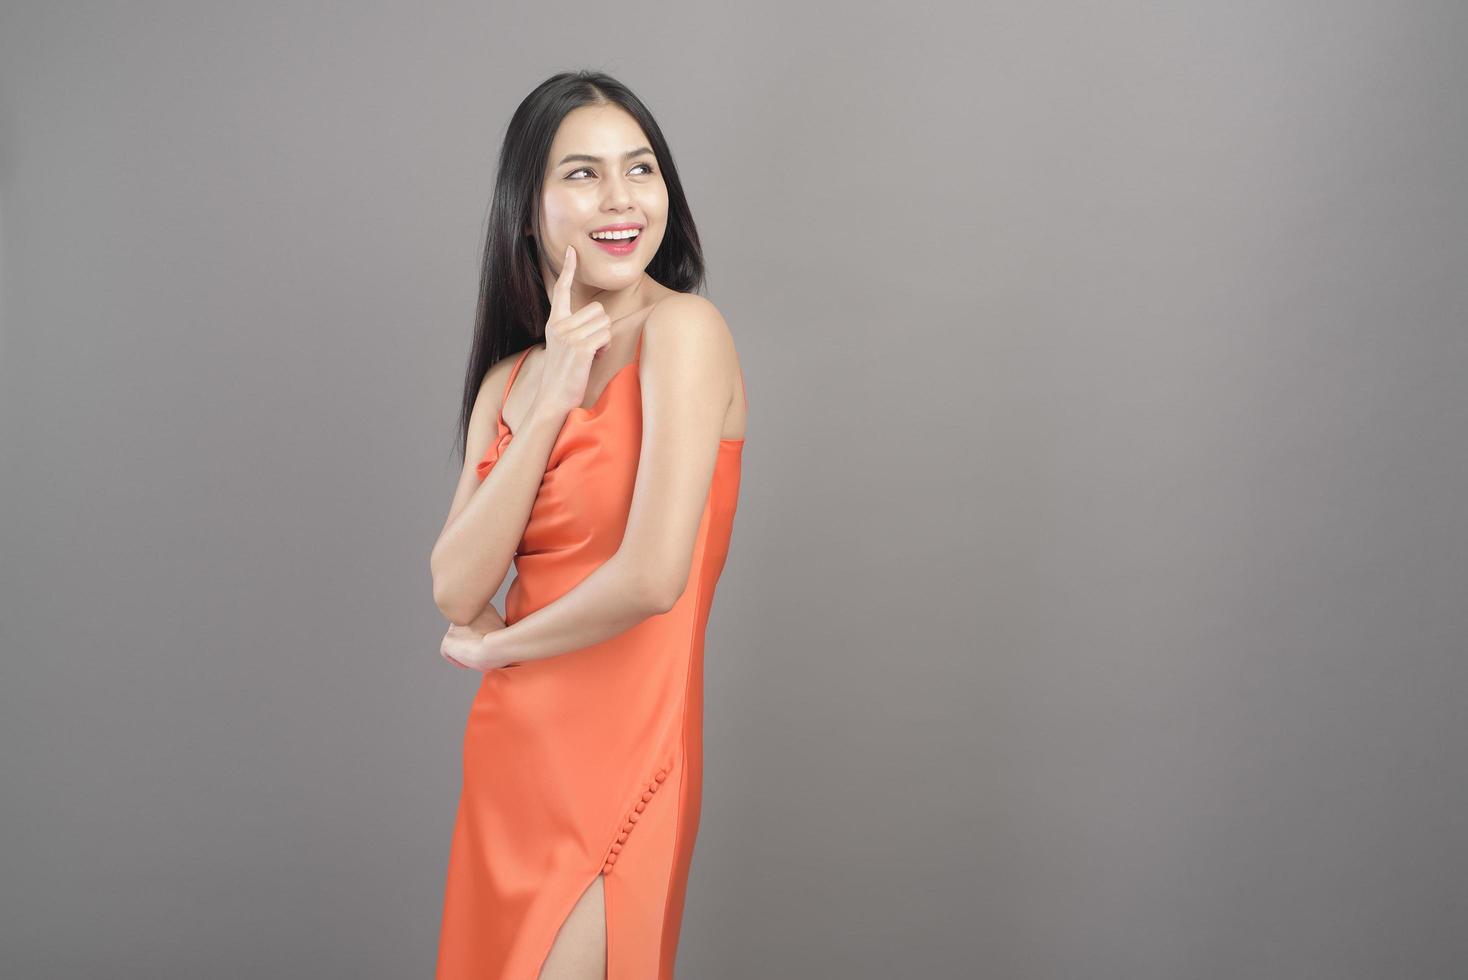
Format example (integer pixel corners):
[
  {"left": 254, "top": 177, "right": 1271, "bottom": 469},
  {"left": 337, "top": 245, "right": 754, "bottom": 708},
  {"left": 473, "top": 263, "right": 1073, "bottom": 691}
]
[{"left": 556, "top": 146, "right": 655, "bottom": 166}]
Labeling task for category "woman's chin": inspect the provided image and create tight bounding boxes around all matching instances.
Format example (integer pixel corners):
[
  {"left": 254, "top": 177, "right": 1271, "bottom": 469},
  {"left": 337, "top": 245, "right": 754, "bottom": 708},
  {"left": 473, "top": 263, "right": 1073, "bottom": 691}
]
[{"left": 583, "top": 266, "right": 645, "bottom": 288}]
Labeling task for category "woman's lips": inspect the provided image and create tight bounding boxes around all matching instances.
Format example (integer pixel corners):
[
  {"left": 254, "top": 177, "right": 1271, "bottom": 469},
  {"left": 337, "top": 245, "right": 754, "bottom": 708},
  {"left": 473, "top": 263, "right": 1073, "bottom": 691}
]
[{"left": 589, "top": 233, "right": 639, "bottom": 256}]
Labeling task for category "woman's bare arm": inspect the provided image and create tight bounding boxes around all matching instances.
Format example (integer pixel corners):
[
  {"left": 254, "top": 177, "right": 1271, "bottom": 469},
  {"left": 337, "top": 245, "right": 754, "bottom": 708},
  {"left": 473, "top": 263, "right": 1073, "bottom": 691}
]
[
  {"left": 479, "top": 295, "right": 737, "bottom": 667},
  {"left": 430, "top": 351, "right": 564, "bottom": 626}
]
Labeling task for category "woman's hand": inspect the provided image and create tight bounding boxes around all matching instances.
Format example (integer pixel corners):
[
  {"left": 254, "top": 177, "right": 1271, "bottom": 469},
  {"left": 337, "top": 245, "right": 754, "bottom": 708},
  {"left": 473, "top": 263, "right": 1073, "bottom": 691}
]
[
  {"left": 440, "top": 602, "right": 512, "bottom": 672},
  {"left": 532, "top": 244, "right": 613, "bottom": 420}
]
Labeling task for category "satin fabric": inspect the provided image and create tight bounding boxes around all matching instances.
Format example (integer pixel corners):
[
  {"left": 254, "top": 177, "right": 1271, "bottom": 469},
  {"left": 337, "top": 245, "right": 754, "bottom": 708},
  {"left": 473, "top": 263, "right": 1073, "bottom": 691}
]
[{"left": 437, "top": 330, "right": 745, "bottom": 978}]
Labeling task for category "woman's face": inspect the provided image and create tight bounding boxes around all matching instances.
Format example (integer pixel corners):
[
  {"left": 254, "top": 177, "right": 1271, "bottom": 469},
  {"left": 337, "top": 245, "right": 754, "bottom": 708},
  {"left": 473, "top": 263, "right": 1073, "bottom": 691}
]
[{"left": 534, "top": 105, "right": 668, "bottom": 293}]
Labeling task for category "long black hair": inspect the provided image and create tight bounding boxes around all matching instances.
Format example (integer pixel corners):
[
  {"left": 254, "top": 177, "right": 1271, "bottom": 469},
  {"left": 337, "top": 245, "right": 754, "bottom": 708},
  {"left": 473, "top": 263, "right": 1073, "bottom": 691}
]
[{"left": 451, "top": 70, "right": 706, "bottom": 463}]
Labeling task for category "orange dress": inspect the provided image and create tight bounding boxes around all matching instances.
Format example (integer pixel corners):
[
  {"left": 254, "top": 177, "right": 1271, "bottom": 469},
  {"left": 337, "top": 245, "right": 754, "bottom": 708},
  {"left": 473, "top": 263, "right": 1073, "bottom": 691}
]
[{"left": 437, "top": 329, "right": 745, "bottom": 979}]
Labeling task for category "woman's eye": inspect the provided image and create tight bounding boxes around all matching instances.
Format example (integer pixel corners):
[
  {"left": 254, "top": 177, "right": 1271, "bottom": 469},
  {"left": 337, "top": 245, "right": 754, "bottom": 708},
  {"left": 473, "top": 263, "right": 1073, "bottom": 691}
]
[{"left": 568, "top": 163, "right": 656, "bottom": 179}]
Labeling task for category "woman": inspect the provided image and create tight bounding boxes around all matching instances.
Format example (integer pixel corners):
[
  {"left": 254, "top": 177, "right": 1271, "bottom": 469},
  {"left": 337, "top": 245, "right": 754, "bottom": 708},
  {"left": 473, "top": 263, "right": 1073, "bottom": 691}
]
[{"left": 430, "top": 71, "right": 747, "bottom": 979}]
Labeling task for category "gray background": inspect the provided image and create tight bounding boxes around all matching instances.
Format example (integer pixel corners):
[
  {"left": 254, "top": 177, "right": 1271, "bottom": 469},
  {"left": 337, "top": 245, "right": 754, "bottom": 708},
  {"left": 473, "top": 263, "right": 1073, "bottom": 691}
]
[{"left": 2, "top": 2, "right": 1465, "bottom": 978}]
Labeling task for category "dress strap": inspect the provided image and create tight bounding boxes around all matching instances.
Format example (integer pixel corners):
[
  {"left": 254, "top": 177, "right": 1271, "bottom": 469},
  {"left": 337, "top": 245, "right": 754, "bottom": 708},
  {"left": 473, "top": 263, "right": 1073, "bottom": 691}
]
[{"left": 501, "top": 346, "right": 535, "bottom": 411}]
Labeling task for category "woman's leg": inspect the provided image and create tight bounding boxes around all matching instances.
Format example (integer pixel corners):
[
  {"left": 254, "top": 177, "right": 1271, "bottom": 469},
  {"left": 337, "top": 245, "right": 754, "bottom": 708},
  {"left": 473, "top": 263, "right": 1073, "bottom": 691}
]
[{"left": 537, "top": 874, "right": 608, "bottom": 979}]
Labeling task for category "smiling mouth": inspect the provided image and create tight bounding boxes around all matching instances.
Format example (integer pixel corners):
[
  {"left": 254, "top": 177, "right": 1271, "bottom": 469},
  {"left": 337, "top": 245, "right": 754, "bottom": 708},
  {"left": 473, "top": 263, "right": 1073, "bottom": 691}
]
[{"left": 588, "top": 230, "right": 641, "bottom": 253}]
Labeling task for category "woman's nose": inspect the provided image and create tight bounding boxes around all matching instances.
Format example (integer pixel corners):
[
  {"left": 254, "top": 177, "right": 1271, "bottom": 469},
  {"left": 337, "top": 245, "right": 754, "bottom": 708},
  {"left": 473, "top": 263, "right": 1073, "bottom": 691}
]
[{"left": 601, "top": 175, "right": 634, "bottom": 208}]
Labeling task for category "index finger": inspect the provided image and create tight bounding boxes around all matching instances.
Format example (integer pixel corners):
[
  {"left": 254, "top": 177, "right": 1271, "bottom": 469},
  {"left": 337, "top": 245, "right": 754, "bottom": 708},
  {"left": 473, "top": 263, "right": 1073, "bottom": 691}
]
[{"left": 552, "top": 244, "right": 577, "bottom": 321}]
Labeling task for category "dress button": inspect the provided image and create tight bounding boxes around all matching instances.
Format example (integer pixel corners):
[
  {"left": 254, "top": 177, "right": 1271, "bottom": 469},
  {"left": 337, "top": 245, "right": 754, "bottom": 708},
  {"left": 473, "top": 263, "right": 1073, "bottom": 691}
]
[
  {"left": 610, "top": 842, "right": 623, "bottom": 854},
  {"left": 616, "top": 832, "right": 628, "bottom": 844},
  {"left": 606, "top": 852, "right": 617, "bottom": 864},
  {"left": 602, "top": 862, "right": 613, "bottom": 874},
  {"left": 655, "top": 770, "right": 667, "bottom": 782},
  {"left": 628, "top": 812, "right": 640, "bottom": 824},
  {"left": 634, "top": 802, "right": 646, "bottom": 813},
  {"left": 641, "top": 791, "right": 653, "bottom": 802}
]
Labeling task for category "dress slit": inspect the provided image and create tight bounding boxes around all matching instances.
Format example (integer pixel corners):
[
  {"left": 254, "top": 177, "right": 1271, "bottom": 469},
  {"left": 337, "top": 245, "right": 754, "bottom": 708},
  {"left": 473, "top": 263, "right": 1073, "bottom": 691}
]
[{"left": 531, "top": 871, "right": 608, "bottom": 979}]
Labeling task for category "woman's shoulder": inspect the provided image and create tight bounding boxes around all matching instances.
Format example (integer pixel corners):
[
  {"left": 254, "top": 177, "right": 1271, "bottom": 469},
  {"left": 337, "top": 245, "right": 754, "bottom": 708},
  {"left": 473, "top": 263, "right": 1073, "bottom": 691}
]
[
  {"left": 648, "top": 289, "right": 721, "bottom": 316},
  {"left": 641, "top": 292, "right": 745, "bottom": 438},
  {"left": 645, "top": 294, "right": 738, "bottom": 368},
  {"left": 474, "top": 343, "right": 541, "bottom": 415},
  {"left": 644, "top": 292, "right": 735, "bottom": 349},
  {"left": 491, "top": 341, "right": 545, "bottom": 380}
]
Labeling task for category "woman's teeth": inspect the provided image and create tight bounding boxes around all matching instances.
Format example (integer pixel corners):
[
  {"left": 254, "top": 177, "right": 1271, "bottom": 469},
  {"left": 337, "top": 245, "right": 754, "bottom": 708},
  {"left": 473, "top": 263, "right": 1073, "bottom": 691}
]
[{"left": 589, "top": 229, "right": 640, "bottom": 240}]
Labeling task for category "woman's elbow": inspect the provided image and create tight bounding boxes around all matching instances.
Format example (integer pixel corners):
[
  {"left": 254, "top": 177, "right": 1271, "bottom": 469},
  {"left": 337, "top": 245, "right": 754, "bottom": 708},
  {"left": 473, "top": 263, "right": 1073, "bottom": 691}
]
[
  {"left": 614, "top": 552, "right": 685, "bottom": 614},
  {"left": 644, "top": 566, "right": 692, "bottom": 614},
  {"left": 432, "top": 574, "right": 496, "bottom": 627},
  {"left": 432, "top": 581, "right": 468, "bottom": 625}
]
